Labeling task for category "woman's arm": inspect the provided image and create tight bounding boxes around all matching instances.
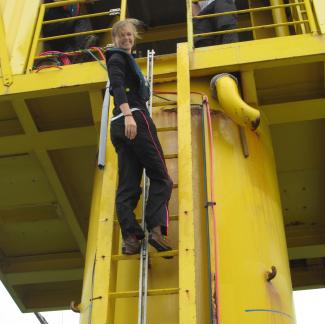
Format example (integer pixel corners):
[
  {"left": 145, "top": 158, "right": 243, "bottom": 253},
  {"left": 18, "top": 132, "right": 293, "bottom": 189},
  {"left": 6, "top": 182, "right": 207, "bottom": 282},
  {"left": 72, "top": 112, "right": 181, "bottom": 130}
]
[{"left": 107, "top": 54, "right": 137, "bottom": 140}]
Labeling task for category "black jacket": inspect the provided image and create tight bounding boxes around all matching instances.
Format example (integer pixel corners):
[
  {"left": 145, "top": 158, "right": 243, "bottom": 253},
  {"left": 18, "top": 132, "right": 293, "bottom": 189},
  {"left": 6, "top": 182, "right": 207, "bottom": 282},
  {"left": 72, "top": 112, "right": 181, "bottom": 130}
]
[{"left": 106, "top": 50, "right": 149, "bottom": 117}]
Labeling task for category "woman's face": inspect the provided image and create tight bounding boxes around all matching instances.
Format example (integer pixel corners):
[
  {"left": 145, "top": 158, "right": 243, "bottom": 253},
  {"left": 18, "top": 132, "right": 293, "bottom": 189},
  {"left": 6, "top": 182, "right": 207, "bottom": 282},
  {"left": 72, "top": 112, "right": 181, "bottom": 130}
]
[{"left": 114, "top": 25, "right": 135, "bottom": 53}]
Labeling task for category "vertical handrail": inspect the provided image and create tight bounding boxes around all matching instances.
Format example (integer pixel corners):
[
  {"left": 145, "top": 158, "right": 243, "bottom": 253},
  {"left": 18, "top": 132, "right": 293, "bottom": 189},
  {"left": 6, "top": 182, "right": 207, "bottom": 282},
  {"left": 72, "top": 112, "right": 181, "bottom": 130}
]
[
  {"left": 186, "top": 0, "right": 194, "bottom": 50},
  {"left": 270, "top": 0, "right": 290, "bottom": 36},
  {"left": 303, "top": 0, "right": 317, "bottom": 33},
  {"left": 0, "top": 14, "right": 13, "bottom": 86},
  {"left": 120, "top": 0, "right": 127, "bottom": 20},
  {"left": 26, "top": 4, "right": 46, "bottom": 72}
]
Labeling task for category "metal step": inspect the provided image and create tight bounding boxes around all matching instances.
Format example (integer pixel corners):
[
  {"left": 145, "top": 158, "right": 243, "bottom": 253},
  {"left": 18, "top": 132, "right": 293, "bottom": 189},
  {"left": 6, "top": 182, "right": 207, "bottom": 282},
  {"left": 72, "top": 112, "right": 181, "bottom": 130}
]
[
  {"left": 164, "top": 153, "right": 178, "bottom": 159},
  {"left": 157, "top": 126, "right": 178, "bottom": 132},
  {"left": 111, "top": 249, "right": 179, "bottom": 261},
  {"left": 152, "top": 101, "right": 177, "bottom": 107},
  {"left": 109, "top": 287, "right": 179, "bottom": 299},
  {"left": 114, "top": 214, "right": 179, "bottom": 225}
]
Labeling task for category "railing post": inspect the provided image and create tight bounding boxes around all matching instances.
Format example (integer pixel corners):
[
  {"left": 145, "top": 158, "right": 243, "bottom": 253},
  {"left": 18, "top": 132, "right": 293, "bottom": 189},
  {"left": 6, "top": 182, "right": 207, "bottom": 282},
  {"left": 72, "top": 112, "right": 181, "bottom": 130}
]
[
  {"left": 26, "top": 4, "right": 46, "bottom": 73},
  {"left": 303, "top": 0, "right": 318, "bottom": 33},
  {"left": 186, "top": 0, "right": 194, "bottom": 50},
  {"left": 0, "top": 14, "right": 13, "bottom": 86},
  {"left": 120, "top": 0, "right": 127, "bottom": 20}
]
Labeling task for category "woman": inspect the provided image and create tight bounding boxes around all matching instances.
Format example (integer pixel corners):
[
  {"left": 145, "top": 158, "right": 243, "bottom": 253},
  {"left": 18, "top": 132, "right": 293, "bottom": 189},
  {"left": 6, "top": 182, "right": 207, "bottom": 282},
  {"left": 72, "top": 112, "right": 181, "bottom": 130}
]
[{"left": 106, "top": 19, "right": 173, "bottom": 255}]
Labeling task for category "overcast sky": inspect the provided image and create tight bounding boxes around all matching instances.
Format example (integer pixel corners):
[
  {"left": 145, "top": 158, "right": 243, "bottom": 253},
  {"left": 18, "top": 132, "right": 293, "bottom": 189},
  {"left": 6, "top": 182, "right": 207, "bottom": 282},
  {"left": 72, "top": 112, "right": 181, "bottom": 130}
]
[{"left": 0, "top": 281, "right": 324, "bottom": 323}]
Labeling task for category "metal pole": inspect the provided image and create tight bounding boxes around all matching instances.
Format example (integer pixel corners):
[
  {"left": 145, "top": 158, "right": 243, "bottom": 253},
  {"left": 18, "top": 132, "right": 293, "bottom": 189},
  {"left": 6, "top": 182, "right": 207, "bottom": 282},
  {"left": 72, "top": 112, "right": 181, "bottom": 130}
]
[
  {"left": 34, "top": 313, "right": 49, "bottom": 324},
  {"left": 98, "top": 80, "right": 110, "bottom": 169},
  {"left": 138, "top": 49, "right": 155, "bottom": 324}
]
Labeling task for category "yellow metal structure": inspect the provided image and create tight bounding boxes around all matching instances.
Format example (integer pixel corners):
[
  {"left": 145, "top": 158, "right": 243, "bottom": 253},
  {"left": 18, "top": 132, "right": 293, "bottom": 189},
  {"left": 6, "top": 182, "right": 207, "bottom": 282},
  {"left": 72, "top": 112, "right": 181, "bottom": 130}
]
[{"left": 0, "top": 0, "right": 325, "bottom": 323}]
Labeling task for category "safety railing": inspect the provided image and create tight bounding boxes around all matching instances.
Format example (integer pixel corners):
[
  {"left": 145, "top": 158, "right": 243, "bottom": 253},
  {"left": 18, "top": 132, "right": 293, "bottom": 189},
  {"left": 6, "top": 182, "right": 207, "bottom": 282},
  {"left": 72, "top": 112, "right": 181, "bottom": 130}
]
[
  {"left": 26, "top": 0, "right": 127, "bottom": 72},
  {"left": 187, "top": 0, "right": 318, "bottom": 49}
]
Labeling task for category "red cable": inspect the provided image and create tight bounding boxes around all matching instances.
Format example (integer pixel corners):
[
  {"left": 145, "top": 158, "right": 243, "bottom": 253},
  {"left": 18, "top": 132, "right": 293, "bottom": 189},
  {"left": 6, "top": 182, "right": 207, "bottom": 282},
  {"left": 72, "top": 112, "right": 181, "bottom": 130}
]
[{"left": 204, "top": 96, "right": 221, "bottom": 324}]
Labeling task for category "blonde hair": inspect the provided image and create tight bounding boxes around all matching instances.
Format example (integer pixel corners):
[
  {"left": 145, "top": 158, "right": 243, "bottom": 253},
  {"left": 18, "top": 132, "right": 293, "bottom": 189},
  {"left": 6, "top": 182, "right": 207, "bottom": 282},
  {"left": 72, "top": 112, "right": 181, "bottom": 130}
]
[{"left": 112, "top": 19, "right": 143, "bottom": 41}]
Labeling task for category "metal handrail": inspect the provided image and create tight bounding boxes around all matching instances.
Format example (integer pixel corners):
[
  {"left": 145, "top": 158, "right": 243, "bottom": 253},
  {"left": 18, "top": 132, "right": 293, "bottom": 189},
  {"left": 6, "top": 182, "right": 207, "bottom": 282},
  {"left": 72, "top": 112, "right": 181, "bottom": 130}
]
[
  {"left": 188, "top": 0, "right": 318, "bottom": 48},
  {"left": 26, "top": 0, "right": 127, "bottom": 72}
]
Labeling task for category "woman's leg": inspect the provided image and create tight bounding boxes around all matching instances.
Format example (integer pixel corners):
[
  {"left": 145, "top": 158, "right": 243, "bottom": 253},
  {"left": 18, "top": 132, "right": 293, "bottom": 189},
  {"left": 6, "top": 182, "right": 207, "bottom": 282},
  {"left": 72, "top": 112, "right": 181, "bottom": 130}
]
[
  {"left": 131, "top": 112, "right": 173, "bottom": 236},
  {"left": 111, "top": 123, "right": 145, "bottom": 241},
  {"left": 214, "top": 0, "right": 239, "bottom": 44}
]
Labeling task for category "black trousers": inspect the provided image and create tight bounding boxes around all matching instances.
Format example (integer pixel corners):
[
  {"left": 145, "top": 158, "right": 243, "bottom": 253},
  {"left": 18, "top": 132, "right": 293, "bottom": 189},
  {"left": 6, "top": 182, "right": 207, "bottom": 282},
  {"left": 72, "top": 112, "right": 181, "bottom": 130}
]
[
  {"left": 194, "top": 0, "right": 239, "bottom": 47},
  {"left": 110, "top": 110, "right": 173, "bottom": 239}
]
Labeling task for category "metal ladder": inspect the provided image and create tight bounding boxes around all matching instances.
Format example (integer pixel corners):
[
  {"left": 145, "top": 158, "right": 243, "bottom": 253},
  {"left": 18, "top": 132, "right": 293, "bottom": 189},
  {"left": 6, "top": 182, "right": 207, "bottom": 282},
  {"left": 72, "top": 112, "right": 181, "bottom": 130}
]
[
  {"left": 91, "top": 43, "right": 197, "bottom": 324},
  {"left": 137, "top": 49, "right": 155, "bottom": 324}
]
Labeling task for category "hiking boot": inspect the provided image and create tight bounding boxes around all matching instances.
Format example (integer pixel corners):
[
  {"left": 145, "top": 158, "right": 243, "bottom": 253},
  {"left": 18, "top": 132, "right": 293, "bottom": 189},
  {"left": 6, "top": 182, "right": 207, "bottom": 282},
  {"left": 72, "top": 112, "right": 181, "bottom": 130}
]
[
  {"left": 122, "top": 235, "right": 141, "bottom": 255},
  {"left": 148, "top": 226, "right": 173, "bottom": 259}
]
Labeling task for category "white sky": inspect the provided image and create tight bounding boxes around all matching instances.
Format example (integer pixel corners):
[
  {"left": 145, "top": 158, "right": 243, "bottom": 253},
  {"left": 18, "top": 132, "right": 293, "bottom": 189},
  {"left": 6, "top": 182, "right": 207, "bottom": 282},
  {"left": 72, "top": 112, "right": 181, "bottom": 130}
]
[{"left": 0, "top": 281, "right": 325, "bottom": 323}]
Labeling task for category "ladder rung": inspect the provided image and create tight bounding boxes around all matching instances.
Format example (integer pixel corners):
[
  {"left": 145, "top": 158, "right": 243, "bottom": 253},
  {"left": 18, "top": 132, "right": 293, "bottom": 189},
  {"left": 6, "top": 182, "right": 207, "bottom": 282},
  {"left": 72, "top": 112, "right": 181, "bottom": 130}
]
[
  {"left": 109, "top": 287, "right": 179, "bottom": 299},
  {"left": 157, "top": 126, "right": 178, "bottom": 132},
  {"left": 111, "top": 249, "right": 179, "bottom": 261},
  {"left": 152, "top": 101, "right": 177, "bottom": 107},
  {"left": 164, "top": 153, "right": 178, "bottom": 159},
  {"left": 173, "top": 184, "right": 178, "bottom": 189},
  {"left": 114, "top": 214, "right": 178, "bottom": 225}
]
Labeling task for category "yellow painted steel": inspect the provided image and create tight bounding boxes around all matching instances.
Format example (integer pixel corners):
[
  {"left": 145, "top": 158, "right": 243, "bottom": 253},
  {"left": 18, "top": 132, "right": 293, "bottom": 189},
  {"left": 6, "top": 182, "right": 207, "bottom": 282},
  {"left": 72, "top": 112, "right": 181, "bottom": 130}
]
[
  {"left": 0, "top": 0, "right": 41, "bottom": 75},
  {"left": 212, "top": 112, "right": 295, "bottom": 323},
  {"left": 0, "top": 13, "right": 13, "bottom": 86},
  {"left": 313, "top": 0, "right": 325, "bottom": 34},
  {"left": 1, "top": 0, "right": 325, "bottom": 319},
  {"left": 270, "top": 0, "right": 290, "bottom": 36},
  {"left": 177, "top": 42, "right": 197, "bottom": 323},
  {"left": 211, "top": 74, "right": 261, "bottom": 131}
]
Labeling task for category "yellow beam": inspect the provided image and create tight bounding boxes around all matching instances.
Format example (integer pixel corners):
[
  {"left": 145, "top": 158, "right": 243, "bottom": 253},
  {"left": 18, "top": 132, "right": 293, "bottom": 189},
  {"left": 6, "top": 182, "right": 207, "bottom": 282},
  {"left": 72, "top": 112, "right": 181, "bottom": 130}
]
[
  {"left": 177, "top": 42, "right": 197, "bottom": 324},
  {"left": 88, "top": 90, "right": 103, "bottom": 134},
  {"left": 5, "top": 268, "right": 83, "bottom": 285},
  {"left": 261, "top": 98, "right": 325, "bottom": 124},
  {"left": 0, "top": 57, "right": 177, "bottom": 100},
  {"left": 0, "top": 126, "right": 96, "bottom": 156},
  {"left": 12, "top": 100, "right": 86, "bottom": 255},
  {"left": 2, "top": 252, "right": 82, "bottom": 273},
  {"left": 190, "top": 34, "right": 325, "bottom": 73},
  {"left": 288, "top": 244, "right": 325, "bottom": 260},
  {"left": 0, "top": 14, "right": 13, "bottom": 86},
  {"left": 90, "top": 102, "right": 118, "bottom": 323}
]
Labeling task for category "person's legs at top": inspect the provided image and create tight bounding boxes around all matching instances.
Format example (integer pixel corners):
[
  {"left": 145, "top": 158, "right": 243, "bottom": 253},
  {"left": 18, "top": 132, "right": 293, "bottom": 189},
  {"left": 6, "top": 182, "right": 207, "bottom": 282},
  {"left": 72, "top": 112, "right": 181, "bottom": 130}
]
[
  {"left": 213, "top": 0, "right": 239, "bottom": 44},
  {"left": 194, "top": 2, "right": 217, "bottom": 48},
  {"left": 73, "top": 18, "right": 98, "bottom": 50}
]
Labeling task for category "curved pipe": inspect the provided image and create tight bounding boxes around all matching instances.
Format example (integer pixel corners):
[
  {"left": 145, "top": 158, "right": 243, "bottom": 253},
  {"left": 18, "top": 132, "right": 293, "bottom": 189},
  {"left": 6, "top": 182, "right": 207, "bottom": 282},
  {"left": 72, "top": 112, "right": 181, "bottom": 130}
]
[{"left": 210, "top": 73, "right": 260, "bottom": 131}]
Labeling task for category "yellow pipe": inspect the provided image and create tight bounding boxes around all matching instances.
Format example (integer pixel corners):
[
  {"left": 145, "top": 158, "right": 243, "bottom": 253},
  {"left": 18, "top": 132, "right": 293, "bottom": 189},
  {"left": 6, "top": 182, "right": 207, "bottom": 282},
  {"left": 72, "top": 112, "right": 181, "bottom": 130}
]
[
  {"left": 210, "top": 73, "right": 260, "bottom": 131},
  {"left": 270, "top": 0, "right": 290, "bottom": 36}
]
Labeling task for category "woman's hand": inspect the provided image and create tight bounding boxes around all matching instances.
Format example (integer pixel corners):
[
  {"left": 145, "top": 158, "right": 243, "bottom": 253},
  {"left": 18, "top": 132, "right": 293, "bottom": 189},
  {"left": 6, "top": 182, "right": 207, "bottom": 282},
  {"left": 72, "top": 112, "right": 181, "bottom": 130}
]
[{"left": 124, "top": 115, "right": 137, "bottom": 139}]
